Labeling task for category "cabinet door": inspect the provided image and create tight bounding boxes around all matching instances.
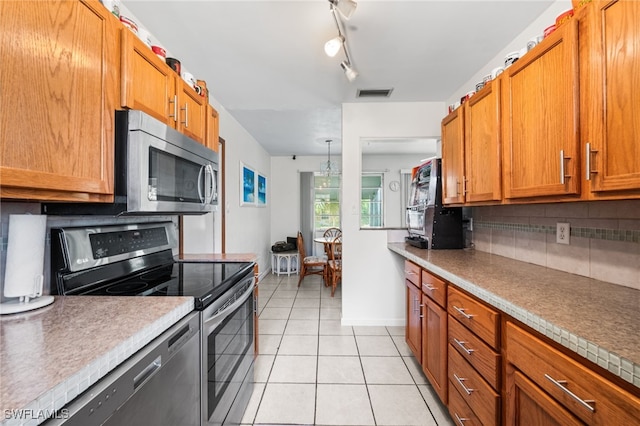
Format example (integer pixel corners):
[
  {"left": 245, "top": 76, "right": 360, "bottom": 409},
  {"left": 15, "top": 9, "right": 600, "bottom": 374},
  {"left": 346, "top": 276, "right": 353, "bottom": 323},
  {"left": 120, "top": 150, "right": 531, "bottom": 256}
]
[
  {"left": 441, "top": 107, "right": 465, "bottom": 204},
  {"left": 177, "top": 79, "right": 207, "bottom": 144},
  {"left": 121, "top": 29, "right": 176, "bottom": 127},
  {"left": 205, "top": 105, "right": 220, "bottom": 152},
  {"left": 465, "top": 79, "right": 502, "bottom": 203},
  {"left": 582, "top": 0, "right": 640, "bottom": 195},
  {"left": 505, "top": 364, "right": 583, "bottom": 426},
  {"left": 0, "top": 0, "right": 119, "bottom": 201},
  {"left": 405, "top": 281, "right": 422, "bottom": 361},
  {"left": 421, "top": 295, "right": 448, "bottom": 404},
  {"left": 502, "top": 19, "right": 580, "bottom": 199}
]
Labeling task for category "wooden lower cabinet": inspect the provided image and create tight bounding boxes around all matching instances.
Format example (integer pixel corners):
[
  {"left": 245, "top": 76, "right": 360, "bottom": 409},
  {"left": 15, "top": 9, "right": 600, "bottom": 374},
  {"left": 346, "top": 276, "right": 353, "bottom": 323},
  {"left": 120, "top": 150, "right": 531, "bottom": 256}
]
[
  {"left": 505, "top": 321, "right": 640, "bottom": 425},
  {"left": 422, "top": 294, "right": 448, "bottom": 404},
  {"left": 449, "top": 382, "right": 483, "bottom": 426},
  {"left": 506, "top": 364, "right": 583, "bottom": 426},
  {"left": 406, "top": 280, "right": 422, "bottom": 360}
]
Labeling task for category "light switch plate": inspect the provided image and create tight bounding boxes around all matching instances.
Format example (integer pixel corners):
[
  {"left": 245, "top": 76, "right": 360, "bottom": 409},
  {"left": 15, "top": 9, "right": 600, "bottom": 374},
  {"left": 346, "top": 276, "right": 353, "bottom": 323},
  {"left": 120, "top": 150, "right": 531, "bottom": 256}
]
[{"left": 556, "top": 222, "right": 570, "bottom": 245}]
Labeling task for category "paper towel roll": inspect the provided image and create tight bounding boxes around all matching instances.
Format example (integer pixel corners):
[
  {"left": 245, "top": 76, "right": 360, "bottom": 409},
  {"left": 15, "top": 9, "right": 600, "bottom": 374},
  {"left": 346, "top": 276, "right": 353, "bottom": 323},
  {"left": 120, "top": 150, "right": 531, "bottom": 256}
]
[{"left": 3, "top": 214, "right": 47, "bottom": 298}]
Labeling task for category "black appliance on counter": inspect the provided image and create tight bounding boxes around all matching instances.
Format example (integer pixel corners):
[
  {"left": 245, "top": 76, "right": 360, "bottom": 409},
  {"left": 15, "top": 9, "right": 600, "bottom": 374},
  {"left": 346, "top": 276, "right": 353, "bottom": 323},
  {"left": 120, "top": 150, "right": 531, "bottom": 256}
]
[
  {"left": 405, "top": 158, "right": 463, "bottom": 249},
  {"left": 50, "top": 221, "right": 255, "bottom": 426}
]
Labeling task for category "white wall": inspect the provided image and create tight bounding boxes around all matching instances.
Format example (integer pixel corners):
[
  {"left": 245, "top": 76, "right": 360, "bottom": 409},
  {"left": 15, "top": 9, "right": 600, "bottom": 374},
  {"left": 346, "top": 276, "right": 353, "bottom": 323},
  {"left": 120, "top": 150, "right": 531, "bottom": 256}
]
[
  {"left": 341, "top": 102, "right": 444, "bottom": 326},
  {"left": 447, "top": 0, "right": 572, "bottom": 106}
]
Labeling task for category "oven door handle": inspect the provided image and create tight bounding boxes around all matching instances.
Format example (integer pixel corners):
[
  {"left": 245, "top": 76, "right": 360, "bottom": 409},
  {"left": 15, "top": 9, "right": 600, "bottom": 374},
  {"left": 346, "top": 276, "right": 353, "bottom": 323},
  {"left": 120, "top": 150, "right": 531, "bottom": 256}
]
[{"left": 204, "top": 281, "right": 254, "bottom": 334}]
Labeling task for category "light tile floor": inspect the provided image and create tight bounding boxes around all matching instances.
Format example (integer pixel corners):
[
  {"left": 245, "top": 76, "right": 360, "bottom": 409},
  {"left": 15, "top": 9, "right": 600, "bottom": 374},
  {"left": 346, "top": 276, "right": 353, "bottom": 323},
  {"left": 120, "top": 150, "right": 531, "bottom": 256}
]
[{"left": 241, "top": 273, "right": 455, "bottom": 426}]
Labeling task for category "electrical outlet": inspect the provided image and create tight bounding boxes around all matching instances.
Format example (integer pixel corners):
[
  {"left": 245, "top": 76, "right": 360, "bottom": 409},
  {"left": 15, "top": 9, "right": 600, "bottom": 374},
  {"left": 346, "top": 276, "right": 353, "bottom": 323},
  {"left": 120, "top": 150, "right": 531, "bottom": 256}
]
[{"left": 556, "top": 222, "right": 570, "bottom": 245}]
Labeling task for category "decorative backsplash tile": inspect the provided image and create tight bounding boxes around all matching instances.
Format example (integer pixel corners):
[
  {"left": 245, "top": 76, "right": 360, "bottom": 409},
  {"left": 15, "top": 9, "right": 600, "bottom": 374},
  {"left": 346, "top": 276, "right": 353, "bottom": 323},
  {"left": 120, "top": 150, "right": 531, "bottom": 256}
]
[{"left": 475, "top": 221, "right": 640, "bottom": 243}]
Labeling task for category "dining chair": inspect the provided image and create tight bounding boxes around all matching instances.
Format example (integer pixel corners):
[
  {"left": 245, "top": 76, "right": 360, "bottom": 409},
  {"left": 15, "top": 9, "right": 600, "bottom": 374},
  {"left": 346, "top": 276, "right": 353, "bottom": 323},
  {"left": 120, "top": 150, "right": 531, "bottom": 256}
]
[
  {"left": 297, "top": 231, "right": 327, "bottom": 287},
  {"left": 322, "top": 227, "right": 342, "bottom": 259},
  {"left": 326, "top": 235, "right": 342, "bottom": 297}
]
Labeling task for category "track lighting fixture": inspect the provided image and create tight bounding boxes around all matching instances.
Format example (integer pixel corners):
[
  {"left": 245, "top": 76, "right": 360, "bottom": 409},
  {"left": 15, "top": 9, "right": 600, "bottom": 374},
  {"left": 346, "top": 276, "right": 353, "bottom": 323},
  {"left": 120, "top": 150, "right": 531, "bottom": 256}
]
[
  {"left": 340, "top": 61, "right": 358, "bottom": 82},
  {"left": 329, "top": 0, "right": 357, "bottom": 20},
  {"left": 325, "top": 0, "right": 358, "bottom": 81}
]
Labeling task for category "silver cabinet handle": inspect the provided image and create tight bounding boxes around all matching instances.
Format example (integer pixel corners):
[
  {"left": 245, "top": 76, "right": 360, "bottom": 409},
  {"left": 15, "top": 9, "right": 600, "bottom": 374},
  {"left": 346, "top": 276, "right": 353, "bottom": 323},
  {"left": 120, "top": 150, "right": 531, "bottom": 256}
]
[
  {"left": 462, "top": 176, "right": 468, "bottom": 195},
  {"left": 560, "top": 150, "right": 571, "bottom": 184},
  {"left": 544, "top": 374, "right": 595, "bottom": 412},
  {"left": 423, "top": 284, "right": 436, "bottom": 291},
  {"left": 585, "top": 143, "right": 598, "bottom": 181},
  {"left": 454, "top": 413, "right": 469, "bottom": 426},
  {"left": 453, "top": 305, "right": 475, "bottom": 320},
  {"left": 454, "top": 338, "right": 475, "bottom": 355},
  {"left": 454, "top": 373, "right": 474, "bottom": 395},
  {"left": 168, "top": 95, "right": 177, "bottom": 122},
  {"left": 181, "top": 103, "right": 189, "bottom": 127},
  {"left": 405, "top": 270, "right": 417, "bottom": 276}
]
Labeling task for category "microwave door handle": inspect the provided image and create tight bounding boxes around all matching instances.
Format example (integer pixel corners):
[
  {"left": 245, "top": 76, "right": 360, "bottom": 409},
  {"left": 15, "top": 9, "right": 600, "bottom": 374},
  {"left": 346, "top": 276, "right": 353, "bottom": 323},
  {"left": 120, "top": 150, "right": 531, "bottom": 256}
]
[
  {"left": 209, "top": 164, "right": 217, "bottom": 203},
  {"left": 205, "top": 164, "right": 215, "bottom": 204},
  {"left": 197, "top": 165, "right": 206, "bottom": 204}
]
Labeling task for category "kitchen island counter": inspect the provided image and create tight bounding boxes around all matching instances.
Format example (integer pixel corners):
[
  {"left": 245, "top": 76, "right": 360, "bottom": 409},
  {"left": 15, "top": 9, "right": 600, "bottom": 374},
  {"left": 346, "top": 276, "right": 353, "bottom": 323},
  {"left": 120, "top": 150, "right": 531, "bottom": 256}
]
[
  {"left": 0, "top": 296, "right": 193, "bottom": 425},
  {"left": 388, "top": 243, "right": 640, "bottom": 389}
]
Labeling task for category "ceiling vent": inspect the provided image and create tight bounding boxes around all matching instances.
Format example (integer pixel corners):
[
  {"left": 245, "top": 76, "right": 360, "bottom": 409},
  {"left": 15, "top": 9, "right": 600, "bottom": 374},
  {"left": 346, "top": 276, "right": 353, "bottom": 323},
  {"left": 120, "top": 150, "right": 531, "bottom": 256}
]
[{"left": 357, "top": 88, "right": 394, "bottom": 98}]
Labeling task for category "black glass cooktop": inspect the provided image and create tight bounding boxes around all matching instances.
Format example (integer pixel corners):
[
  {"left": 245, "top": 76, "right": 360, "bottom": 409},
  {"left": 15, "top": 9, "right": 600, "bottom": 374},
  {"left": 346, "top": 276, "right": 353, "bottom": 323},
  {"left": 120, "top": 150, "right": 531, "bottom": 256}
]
[{"left": 76, "top": 261, "right": 254, "bottom": 310}]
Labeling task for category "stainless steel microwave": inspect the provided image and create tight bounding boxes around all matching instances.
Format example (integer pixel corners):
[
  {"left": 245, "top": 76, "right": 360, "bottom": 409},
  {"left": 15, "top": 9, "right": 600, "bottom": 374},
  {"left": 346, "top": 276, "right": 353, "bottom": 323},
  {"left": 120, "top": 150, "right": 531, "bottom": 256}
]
[{"left": 43, "top": 110, "right": 218, "bottom": 215}]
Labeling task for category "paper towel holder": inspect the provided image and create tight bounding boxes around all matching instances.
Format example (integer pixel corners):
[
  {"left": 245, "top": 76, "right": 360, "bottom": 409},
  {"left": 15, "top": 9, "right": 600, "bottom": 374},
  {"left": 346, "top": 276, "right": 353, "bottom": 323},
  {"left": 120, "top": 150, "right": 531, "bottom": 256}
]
[{"left": 0, "top": 214, "right": 55, "bottom": 315}]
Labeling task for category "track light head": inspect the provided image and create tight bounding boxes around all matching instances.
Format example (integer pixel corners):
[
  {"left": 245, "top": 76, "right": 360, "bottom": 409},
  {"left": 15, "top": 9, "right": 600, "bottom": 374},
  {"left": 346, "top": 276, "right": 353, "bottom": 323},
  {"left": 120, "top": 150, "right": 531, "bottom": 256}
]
[
  {"left": 330, "top": 0, "right": 357, "bottom": 20},
  {"left": 340, "top": 61, "right": 358, "bottom": 82},
  {"left": 324, "top": 36, "right": 343, "bottom": 57}
]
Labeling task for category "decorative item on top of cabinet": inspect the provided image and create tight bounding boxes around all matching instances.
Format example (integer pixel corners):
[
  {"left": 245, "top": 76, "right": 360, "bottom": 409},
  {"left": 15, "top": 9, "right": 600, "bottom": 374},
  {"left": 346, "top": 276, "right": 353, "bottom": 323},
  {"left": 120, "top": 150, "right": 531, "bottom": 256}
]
[
  {"left": 120, "top": 29, "right": 207, "bottom": 145},
  {"left": 505, "top": 321, "right": 640, "bottom": 425},
  {"left": 501, "top": 17, "right": 580, "bottom": 200},
  {"left": 581, "top": 0, "right": 640, "bottom": 198},
  {"left": 405, "top": 261, "right": 422, "bottom": 361},
  {"left": 464, "top": 76, "right": 503, "bottom": 203},
  {"left": 421, "top": 270, "right": 448, "bottom": 404},
  {"left": 441, "top": 106, "right": 465, "bottom": 205},
  {"left": 0, "top": 0, "right": 120, "bottom": 202}
]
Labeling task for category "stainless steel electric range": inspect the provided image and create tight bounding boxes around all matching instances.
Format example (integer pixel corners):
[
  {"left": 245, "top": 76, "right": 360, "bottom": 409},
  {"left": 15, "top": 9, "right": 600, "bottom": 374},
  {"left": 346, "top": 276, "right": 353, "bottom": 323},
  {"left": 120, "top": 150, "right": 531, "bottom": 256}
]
[{"left": 50, "top": 221, "right": 255, "bottom": 426}]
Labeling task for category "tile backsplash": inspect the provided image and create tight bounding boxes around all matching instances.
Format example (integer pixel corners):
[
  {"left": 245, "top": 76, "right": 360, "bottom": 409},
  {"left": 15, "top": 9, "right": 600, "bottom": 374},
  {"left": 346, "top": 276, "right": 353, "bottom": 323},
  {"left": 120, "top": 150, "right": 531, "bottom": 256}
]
[
  {"left": 0, "top": 202, "right": 178, "bottom": 299},
  {"left": 472, "top": 200, "right": 640, "bottom": 290}
]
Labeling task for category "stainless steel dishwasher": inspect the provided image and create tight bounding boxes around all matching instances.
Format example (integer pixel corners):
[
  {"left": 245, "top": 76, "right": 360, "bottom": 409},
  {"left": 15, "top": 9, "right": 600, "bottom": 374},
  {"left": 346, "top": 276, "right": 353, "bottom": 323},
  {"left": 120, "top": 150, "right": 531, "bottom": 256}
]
[{"left": 47, "top": 312, "right": 200, "bottom": 426}]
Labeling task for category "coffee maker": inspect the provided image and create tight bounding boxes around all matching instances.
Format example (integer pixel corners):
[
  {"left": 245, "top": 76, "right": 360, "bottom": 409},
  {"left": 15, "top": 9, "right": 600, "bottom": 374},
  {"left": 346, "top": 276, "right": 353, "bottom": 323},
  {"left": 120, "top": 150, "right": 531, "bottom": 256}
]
[{"left": 405, "top": 158, "right": 463, "bottom": 249}]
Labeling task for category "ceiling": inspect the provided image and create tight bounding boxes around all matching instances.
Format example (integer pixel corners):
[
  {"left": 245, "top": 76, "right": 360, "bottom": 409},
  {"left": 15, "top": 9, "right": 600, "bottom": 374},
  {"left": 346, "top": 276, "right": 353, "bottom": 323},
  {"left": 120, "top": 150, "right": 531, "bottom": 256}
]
[{"left": 122, "top": 0, "right": 554, "bottom": 156}]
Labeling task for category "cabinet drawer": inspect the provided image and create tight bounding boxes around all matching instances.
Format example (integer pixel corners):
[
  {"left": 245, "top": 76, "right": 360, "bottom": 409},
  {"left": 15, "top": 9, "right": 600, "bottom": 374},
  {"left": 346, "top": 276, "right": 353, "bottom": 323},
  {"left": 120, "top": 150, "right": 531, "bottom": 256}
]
[
  {"left": 421, "top": 269, "right": 446, "bottom": 307},
  {"left": 448, "top": 383, "right": 482, "bottom": 426},
  {"left": 506, "top": 322, "right": 640, "bottom": 425},
  {"left": 448, "top": 287, "right": 500, "bottom": 350},
  {"left": 449, "top": 316, "right": 501, "bottom": 390},
  {"left": 404, "top": 260, "right": 420, "bottom": 287},
  {"left": 449, "top": 345, "right": 500, "bottom": 426}
]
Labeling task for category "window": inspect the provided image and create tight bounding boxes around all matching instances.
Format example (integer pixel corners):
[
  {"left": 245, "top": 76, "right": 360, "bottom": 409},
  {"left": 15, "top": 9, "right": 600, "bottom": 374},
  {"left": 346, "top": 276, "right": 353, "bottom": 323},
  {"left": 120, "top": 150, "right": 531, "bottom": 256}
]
[
  {"left": 313, "top": 174, "right": 341, "bottom": 231},
  {"left": 361, "top": 173, "right": 383, "bottom": 228}
]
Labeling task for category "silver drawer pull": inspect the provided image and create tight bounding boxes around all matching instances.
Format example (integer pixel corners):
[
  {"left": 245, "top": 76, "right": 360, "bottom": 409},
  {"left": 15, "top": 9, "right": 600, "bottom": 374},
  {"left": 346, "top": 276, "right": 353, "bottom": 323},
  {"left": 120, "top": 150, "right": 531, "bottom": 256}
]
[
  {"left": 423, "top": 284, "right": 436, "bottom": 291},
  {"left": 405, "top": 270, "right": 417, "bottom": 275},
  {"left": 454, "top": 338, "right": 475, "bottom": 355},
  {"left": 454, "top": 373, "right": 474, "bottom": 395},
  {"left": 544, "top": 374, "right": 595, "bottom": 412},
  {"left": 453, "top": 305, "right": 475, "bottom": 319},
  {"left": 454, "top": 413, "right": 469, "bottom": 426}
]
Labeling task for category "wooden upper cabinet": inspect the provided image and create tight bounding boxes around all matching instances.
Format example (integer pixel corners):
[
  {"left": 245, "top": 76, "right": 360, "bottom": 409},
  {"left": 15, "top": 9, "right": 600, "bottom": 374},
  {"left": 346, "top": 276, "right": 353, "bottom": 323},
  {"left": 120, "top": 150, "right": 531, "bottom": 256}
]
[
  {"left": 465, "top": 79, "right": 502, "bottom": 203},
  {"left": 121, "top": 29, "right": 176, "bottom": 127},
  {"left": 177, "top": 78, "right": 207, "bottom": 144},
  {"left": 205, "top": 105, "right": 220, "bottom": 152},
  {"left": 441, "top": 107, "right": 465, "bottom": 204},
  {"left": 581, "top": 0, "right": 640, "bottom": 197},
  {"left": 0, "top": 0, "right": 119, "bottom": 202},
  {"left": 502, "top": 19, "right": 580, "bottom": 200},
  {"left": 121, "top": 29, "right": 207, "bottom": 145}
]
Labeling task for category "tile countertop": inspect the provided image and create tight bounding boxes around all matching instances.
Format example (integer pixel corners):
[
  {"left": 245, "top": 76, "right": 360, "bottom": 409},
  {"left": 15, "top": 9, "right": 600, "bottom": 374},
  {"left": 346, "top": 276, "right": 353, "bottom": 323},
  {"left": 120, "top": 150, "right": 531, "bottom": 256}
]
[
  {"left": 387, "top": 243, "right": 640, "bottom": 389},
  {"left": 0, "top": 296, "right": 193, "bottom": 426}
]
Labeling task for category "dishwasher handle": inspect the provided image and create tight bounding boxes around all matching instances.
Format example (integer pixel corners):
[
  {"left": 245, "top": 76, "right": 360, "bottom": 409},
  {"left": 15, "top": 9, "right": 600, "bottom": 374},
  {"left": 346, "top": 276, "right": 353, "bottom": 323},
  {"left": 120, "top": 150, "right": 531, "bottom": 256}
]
[
  {"left": 204, "top": 280, "right": 254, "bottom": 334},
  {"left": 133, "top": 355, "right": 162, "bottom": 390}
]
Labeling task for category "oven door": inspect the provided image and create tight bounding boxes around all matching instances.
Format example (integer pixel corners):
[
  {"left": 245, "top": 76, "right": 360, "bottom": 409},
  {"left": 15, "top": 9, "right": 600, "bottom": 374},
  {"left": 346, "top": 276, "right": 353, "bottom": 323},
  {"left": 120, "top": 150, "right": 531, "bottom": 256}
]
[
  {"left": 127, "top": 119, "right": 218, "bottom": 215},
  {"left": 201, "top": 276, "right": 255, "bottom": 426}
]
